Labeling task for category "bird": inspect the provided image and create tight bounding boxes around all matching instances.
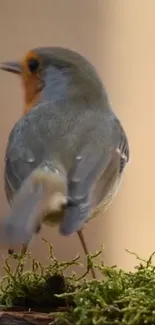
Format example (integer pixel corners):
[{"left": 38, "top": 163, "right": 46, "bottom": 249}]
[{"left": 0, "top": 46, "right": 130, "bottom": 278}]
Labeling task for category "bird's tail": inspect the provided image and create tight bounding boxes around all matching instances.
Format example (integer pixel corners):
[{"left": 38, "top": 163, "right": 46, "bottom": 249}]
[{"left": 0, "top": 165, "right": 67, "bottom": 251}]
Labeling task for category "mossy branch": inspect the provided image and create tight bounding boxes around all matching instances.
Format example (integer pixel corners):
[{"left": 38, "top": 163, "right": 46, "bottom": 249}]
[{"left": 0, "top": 240, "right": 155, "bottom": 324}]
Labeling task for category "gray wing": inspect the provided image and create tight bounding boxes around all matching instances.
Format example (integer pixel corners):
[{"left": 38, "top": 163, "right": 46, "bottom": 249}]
[
  {"left": 59, "top": 117, "right": 130, "bottom": 236},
  {"left": 59, "top": 146, "right": 120, "bottom": 235},
  {"left": 91, "top": 119, "right": 130, "bottom": 209},
  {"left": 4, "top": 118, "right": 47, "bottom": 204}
]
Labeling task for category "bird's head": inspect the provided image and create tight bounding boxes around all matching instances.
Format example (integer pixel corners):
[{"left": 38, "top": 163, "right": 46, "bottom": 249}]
[{"left": 0, "top": 46, "right": 103, "bottom": 115}]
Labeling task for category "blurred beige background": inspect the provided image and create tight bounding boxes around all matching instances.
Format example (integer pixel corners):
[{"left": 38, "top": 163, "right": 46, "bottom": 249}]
[{"left": 0, "top": 0, "right": 154, "bottom": 277}]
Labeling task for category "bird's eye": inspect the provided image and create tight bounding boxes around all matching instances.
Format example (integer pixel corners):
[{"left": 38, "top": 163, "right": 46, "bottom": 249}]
[{"left": 27, "top": 58, "right": 40, "bottom": 73}]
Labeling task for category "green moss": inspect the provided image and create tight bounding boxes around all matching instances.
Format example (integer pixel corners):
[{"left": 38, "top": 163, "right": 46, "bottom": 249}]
[{"left": 0, "top": 241, "right": 155, "bottom": 325}]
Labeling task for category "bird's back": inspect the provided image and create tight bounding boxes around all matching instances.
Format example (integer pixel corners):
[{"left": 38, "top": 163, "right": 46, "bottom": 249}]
[
  {"left": 4, "top": 99, "right": 129, "bottom": 222},
  {"left": 4, "top": 93, "right": 123, "bottom": 200}
]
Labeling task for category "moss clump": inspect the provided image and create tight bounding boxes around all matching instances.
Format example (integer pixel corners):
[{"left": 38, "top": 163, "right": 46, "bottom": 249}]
[
  {"left": 0, "top": 238, "right": 80, "bottom": 311},
  {"left": 54, "top": 250, "right": 155, "bottom": 325},
  {"left": 0, "top": 242, "right": 155, "bottom": 325}
]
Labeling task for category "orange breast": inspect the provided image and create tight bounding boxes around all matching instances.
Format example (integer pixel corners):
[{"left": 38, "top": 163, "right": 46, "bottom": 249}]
[{"left": 21, "top": 75, "right": 41, "bottom": 116}]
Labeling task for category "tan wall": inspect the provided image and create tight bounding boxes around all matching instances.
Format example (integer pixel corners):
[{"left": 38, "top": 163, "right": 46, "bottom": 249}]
[{"left": 0, "top": 0, "right": 154, "bottom": 277}]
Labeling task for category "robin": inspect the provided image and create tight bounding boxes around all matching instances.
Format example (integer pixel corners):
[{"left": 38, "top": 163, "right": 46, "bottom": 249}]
[{"left": 0, "top": 47, "right": 130, "bottom": 278}]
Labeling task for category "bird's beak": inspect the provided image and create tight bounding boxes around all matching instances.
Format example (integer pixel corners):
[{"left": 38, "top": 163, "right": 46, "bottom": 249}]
[{"left": 0, "top": 61, "right": 21, "bottom": 74}]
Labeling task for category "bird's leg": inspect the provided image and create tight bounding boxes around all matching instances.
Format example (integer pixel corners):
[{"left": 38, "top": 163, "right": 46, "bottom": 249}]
[
  {"left": 20, "top": 223, "right": 42, "bottom": 256},
  {"left": 8, "top": 224, "right": 41, "bottom": 257},
  {"left": 77, "top": 229, "right": 96, "bottom": 279},
  {"left": 67, "top": 197, "right": 96, "bottom": 278}
]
